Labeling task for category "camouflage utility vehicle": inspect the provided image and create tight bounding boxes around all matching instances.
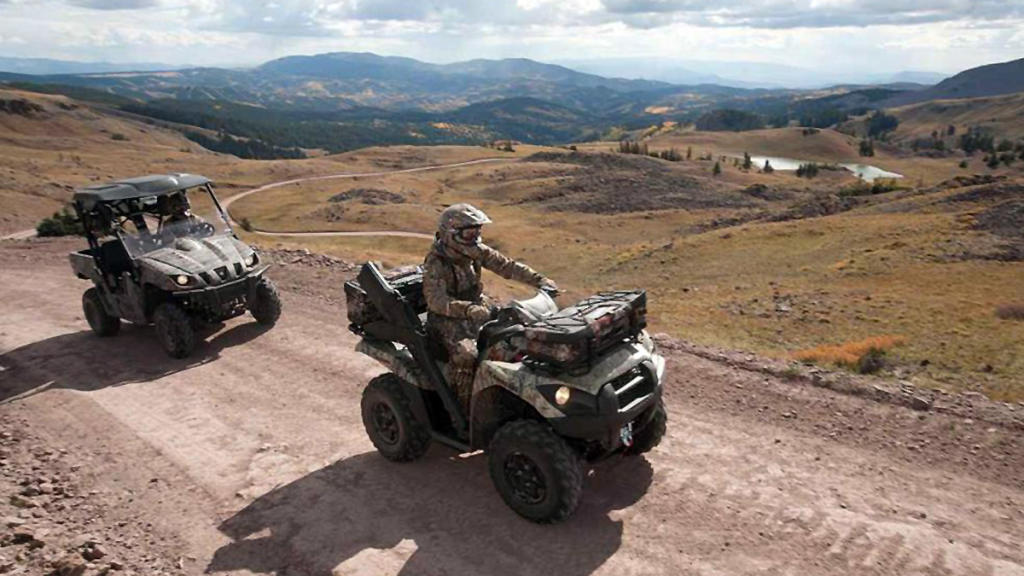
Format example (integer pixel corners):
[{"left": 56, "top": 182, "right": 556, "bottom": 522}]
[
  {"left": 346, "top": 263, "right": 667, "bottom": 523},
  {"left": 68, "top": 174, "right": 281, "bottom": 358}
]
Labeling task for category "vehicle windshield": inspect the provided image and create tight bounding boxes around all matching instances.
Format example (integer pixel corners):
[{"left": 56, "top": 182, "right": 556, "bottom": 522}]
[{"left": 118, "top": 185, "right": 231, "bottom": 258}]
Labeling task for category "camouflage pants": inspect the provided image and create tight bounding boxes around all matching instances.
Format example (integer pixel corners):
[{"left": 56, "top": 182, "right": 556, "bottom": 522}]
[{"left": 428, "top": 314, "right": 483, "bottom": 412}]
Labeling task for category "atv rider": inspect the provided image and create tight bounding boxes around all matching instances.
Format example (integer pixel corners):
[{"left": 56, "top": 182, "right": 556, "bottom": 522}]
[{"left": 423, "top": 203, "right": 558, "bottom": 410}]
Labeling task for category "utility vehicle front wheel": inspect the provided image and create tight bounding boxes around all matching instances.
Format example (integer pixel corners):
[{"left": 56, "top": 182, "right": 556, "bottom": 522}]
[
  {"left": 488, "top": 420, "right": 583, "bottom": 524},
  {"left": 153, "top": 302, "right": 196, "bottom": 359},
  {"left": 360, "top": 374, "right": 431, "bottom": 462},
  {"left": 626, "top": 399, "right": 667, "bottom": 456},
  {"left": 82, "top": 288, "right": 120, "bottom": 337},
  {"left": 249, "top": 277, "right": 282, "bottom": 326}
]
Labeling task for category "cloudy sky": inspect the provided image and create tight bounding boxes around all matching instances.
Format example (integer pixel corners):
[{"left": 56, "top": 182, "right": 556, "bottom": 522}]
[{"left": 0, "top": 0, "right": 1021, "bottom": 77}]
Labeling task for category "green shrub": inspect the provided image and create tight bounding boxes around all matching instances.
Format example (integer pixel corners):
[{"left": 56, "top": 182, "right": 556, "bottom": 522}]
[
  {"left": 36, "top": 208, "right": 82, "bottom": 237},
  {"left": 857, "top": 347, "right": 887, "bottom": 374},
  {"left": 796, "top": 162, "right": 819, "bottom": 178}
]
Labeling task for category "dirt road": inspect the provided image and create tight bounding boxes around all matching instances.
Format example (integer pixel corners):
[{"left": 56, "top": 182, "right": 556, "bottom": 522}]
[{"left": 0, "top": 239, "right": 1021, "bottom": 576}]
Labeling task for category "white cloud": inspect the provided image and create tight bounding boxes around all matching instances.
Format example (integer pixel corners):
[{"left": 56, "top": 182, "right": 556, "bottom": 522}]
[{"left": 0, "top": 0, "right": 1018, "bottom": 75}]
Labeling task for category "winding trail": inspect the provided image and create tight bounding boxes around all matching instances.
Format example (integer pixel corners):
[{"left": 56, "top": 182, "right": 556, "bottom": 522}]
[{"left": 222, "top": 157, "right": 513, "bottom": 239}]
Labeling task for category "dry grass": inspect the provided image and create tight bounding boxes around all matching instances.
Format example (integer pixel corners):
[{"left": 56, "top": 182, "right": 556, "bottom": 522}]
[{"left": 793, "top": 335, "right": 905, "bottom": 370}]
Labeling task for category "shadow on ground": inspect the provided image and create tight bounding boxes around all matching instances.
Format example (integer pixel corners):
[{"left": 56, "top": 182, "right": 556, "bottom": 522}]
[
  {"left": 0, "top": 320, "right": 269, "bottom": 402},
  {"left": 208, "top": 451, "right": 654, "bottom": 576}
]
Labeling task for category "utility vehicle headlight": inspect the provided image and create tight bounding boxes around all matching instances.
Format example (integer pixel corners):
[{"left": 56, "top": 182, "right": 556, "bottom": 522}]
[
  {"left": 554, "top": 386, "right": 572, "bottom": 406},
  {"left": 174, "top": 274, "right": 191, "bottom": 286},
  {"left": 245, "top": 253, "right": 258, "bottom": 267}
]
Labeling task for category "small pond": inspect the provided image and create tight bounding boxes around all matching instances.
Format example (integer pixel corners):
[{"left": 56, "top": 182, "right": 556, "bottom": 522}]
[{"left": 745, "top": 155, "right": 903, "bottom": 182}]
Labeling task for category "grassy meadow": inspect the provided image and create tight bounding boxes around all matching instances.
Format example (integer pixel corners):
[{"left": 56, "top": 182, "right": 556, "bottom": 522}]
[{"left": 234, "top": 143, "right": 1024, "bottom": 401}]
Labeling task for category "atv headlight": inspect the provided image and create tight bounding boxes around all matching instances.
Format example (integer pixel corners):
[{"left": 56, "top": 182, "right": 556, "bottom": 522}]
[
  {"left": 554, "top": 386, "right": 571, "bottom": 406},
  {"left": 174, "top": 274, "right": 191, "bottom": 286},
  {"left": 245, "top": 253, "right": 258, "bottom": 267}
]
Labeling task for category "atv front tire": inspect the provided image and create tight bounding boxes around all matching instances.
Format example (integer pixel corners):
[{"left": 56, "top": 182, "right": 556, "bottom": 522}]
[
  {"left": 82, "top": 288, "right": 120, "bottom": 337},
  {"left": 153, "top": 302, "right": 196, "bottom": 359},
  {"left": 249, "top": 277, "right": 282, "bottom": 326},
  {"left": 626, "top": 399, "right": 667, "bottom": 456},
  {"left": 361, "top": 374, "right": 431, "bottom": 462},
  {"left": 488, "top": 420, "right": 583, "bottom": 523}
]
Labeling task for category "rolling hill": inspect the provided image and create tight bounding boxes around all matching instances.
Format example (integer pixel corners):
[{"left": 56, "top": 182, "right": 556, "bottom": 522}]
[
  {"left": 884, "top": 57, "right": 1024, "bottom": 107},
  {"left": 886, "top": 92, "right": 1024, "bottom": 142}
]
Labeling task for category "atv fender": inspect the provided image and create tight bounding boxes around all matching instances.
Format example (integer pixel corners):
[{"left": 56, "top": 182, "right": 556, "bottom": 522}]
[
  {"left": 394, "top": 376, "right": 434, "bottom": 432},
  {"left": 356, "top": 339, "right": 428, "bottom": 389}
]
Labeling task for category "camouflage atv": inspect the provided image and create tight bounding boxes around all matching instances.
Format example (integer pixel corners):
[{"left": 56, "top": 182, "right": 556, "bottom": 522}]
[
  {"left": 68, "top": 174, "right": 281, "bottom": 358},
  {"left": 346, "top": 263, "right": 667, "bottom": 523}
]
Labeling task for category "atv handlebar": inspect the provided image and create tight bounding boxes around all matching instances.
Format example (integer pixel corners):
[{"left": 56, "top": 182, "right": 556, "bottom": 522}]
[{"left": 540, "top": 285, "right": 562, "bottom": 298}]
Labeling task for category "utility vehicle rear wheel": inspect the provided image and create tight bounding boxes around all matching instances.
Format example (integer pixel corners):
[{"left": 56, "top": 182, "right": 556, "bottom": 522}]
[
  {"left": 153, "top": 302, "right": 196, "bottom": 359},
  {"left": 488, "top": 420, "right": 583, "bottom": 523},
  {"left": 626, "top": 399, "right": 667, "bottom": 456},
  {"left": 249, "top": 277, "right": 282, "bottom": 326},
  {"left": 82, "top": 288, "right": 120, "bottom": 337},
  {"left": 361, "top": 374, "right": 431, "bottom": 462}
]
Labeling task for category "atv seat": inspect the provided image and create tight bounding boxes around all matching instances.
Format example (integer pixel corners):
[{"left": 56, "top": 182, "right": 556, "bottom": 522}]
[{"left": 98, "top": 239, "right": 132, "bottom": 277}]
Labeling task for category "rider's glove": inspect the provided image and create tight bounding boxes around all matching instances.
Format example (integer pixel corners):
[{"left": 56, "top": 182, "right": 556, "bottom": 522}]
[
  {"left": 539, "top": 278, "right": 560, "bottom": 296},
  {"left": 466, "top": 305, "right": 492, "bottom": 324}
]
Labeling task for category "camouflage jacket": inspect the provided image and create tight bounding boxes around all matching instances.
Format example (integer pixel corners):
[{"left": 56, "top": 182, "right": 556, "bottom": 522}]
[{"left": 423, "top": 239, "right": 545, "bottom": 320}]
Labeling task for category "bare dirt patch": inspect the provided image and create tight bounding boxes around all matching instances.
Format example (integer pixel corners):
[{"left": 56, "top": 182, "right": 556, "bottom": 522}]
[
  {"left": 327, "top": 188, "right": 406, "bottom": 205},
  {"left": 519, "top": 151, "right": 756, "bottom": 213},
  {"left": 973, "top": 199, "right": 1024, "bottom": 240},
  {"left": 0, "top": 98, "right": 44, "bottom": 117}
]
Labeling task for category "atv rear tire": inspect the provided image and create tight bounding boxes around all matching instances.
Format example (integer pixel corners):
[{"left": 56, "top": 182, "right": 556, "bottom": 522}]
[
  {"left": 361, "top": 374, "right": 431, "bottom": 462},
  {"left": 626, "top": 399, "right": 667, "bottom": 456},
  {"left": 249, "top": 277, "right": 282, "bottom": 326},
  {"left": 82, "top": 288, "right": 120, "bottom": 337},
  {"left": 153, "top": 302, "right": 196, "bottom": 359},
  {"left": 488, "top": 420, "right": 583, "bottom": 523}
]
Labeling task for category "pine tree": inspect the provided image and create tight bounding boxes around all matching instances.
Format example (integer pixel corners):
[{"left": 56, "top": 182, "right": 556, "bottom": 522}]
[
  {"left": 712, "top": 161, "right": 721, "bottom": 176},
  {"left": 742, "top": 152, "right": 752, "bottom": 170},
  {"left": 686, "top": 146, "right": 692, "bottom": 160}
]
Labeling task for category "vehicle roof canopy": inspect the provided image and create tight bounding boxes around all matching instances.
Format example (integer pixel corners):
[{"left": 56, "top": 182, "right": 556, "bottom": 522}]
[{"left": 73, "top": 173, "right": 212, "bottom": 211}]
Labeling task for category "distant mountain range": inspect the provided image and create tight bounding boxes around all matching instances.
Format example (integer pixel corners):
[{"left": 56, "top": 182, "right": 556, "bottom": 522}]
[
  {"left": 554, "top": 58, "right": 948, "bottom": 89},
  {"left": 1, "top": 52, "right": 1020, "bottom": 156},
  {"left": 0, "top": 57, "right": 184, "bottom": 75},
  {"left": 0, "top": 54, "right": 951, "bottom": 90}
]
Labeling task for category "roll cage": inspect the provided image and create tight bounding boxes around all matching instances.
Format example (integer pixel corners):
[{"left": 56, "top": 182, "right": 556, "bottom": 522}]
[{"left": 70, "top": 174, "right": 231, "bottom": 279}]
